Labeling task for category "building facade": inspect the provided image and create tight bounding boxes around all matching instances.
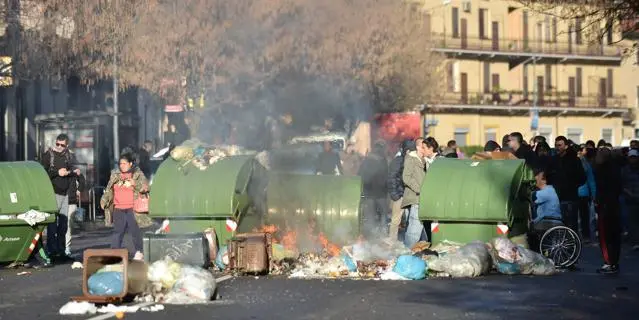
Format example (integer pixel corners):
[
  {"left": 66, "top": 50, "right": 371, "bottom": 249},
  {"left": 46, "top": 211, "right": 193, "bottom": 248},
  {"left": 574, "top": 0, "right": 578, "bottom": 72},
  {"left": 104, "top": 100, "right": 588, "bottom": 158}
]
[{"left": 416, "top": 0, "right": 638, "bottom": 146}]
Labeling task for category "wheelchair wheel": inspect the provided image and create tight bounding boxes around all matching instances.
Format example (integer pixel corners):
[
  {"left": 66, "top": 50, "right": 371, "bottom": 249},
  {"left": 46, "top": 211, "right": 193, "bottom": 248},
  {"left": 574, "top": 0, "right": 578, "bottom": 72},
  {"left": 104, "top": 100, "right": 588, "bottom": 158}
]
[{"left": 539, "top": 226, "right": 582, "bottom": 268}]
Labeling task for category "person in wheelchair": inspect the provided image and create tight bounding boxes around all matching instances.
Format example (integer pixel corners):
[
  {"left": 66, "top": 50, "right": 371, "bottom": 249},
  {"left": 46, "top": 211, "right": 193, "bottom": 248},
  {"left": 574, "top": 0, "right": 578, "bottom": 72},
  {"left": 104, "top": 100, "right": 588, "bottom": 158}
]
[{"left": 531, "top": 169, "right": 563, "bottom": 234}]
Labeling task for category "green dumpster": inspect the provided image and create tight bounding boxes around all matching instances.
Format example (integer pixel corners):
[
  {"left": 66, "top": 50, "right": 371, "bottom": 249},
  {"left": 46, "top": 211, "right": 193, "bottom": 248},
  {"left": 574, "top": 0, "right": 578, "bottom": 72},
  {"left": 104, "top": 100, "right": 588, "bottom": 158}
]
[
  {"left": 0, "top": 161, "right": 57, "bottom": 263},
  {"left": 149, "top": 155, "right": 265, "bottom": 245},
  {"left": 265, "top": 172, "right": 362, "bottom": 245},
  {"left": 419, "top": 159, "right": 533, "bottom": 244}
]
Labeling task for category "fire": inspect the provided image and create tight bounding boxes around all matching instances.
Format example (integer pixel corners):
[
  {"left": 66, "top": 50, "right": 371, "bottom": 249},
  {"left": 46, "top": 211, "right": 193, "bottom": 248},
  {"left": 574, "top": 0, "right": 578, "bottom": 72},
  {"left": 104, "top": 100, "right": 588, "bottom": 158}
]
[{"left": 253, "top": 224, "right": 342, "bottom": 257}]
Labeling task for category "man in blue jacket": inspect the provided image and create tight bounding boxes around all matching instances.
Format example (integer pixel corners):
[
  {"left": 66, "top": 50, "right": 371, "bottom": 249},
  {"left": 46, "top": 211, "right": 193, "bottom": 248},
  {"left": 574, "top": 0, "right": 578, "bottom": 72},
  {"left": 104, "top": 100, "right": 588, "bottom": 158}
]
[{"left": 578, "top": 147, "right": 597, "bottom": 242}]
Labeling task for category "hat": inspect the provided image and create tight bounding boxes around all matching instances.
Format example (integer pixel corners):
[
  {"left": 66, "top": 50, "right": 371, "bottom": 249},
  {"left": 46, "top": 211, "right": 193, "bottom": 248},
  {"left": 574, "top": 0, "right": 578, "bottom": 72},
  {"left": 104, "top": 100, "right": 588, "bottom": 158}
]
[{"left": 629, "top": 149, "right": 639, "bottom": 157}]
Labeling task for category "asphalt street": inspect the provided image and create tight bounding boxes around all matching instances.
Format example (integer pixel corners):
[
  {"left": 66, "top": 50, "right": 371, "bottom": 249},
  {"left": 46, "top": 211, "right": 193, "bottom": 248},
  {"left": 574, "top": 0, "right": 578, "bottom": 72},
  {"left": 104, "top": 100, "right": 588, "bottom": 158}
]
[{"left": 0, "top": 227, "right": 638, "bottom": 320}]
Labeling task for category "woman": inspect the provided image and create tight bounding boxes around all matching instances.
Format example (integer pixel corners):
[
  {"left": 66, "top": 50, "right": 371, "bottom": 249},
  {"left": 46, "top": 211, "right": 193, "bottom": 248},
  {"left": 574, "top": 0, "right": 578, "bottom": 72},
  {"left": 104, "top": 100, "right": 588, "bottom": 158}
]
[{"left": 100, "top": 153, "right": 148, "bottom": 260}]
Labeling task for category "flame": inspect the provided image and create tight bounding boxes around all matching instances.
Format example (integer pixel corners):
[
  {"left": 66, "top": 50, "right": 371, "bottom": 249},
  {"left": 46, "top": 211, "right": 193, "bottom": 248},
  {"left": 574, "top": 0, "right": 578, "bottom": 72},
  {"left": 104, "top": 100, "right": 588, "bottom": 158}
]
[
  {"left": 281, "top": 230, "right": 298, "bottom": 251},
  {"left": 318, "top": 232, "right": 341, "bottom": 257}
]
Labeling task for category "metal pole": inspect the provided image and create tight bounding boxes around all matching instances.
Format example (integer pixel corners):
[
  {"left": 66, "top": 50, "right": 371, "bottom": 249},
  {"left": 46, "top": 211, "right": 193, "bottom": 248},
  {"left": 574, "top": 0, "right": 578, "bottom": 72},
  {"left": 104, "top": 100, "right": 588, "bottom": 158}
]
[{"left": 113, "top": 54, "right": 119, "bottom": 163}]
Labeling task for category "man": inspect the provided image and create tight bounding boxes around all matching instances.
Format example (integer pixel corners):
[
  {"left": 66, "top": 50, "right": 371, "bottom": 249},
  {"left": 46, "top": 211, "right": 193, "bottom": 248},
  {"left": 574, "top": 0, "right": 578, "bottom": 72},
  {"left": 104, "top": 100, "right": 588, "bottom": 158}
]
[
  {"left": 630, "top": 140, "right": 639, "bottom": 150},
  {"left": 358, "top": 142, "right": 389, "bottom": 238},
  {"left": 585, "top": 140, "right": 596, "bottom": 149},
  {"left": 577, "top": 147, "right": 597, "bottom": 242},
  {"left": 315, "top": 141, "right": 343, "bottom": 175},
  {"left": 594, "top": 147, "right": 623, "bottom": 274},
  {"left": 138, "top": 140, "right": 154, "bottom": 179},
  {"left": 622, "top": 149, "right": 639, "bottom": 250},
  {"left": 508, "top": 132, "right": 537, "bottom": 167},
  {"left": 549, "top": 136, "right": 587, "bottom": 234},
  {"left": 446, "top": 140, "right": 465, "bottom": 159},
  {"left": 387, "top": 139, "right": 415, "bottom": 241},
  {"left": 402, "top": 137, "right": 429, "bottom": 248},
  {"left": 41, "top": 134, "right": 80, "bottom": 261},
  {"left": 531, "top": 170, "right": 562, "bottom": 233},
  {"left": 340, "top": 142, "right": 362, "bottom": 176}
]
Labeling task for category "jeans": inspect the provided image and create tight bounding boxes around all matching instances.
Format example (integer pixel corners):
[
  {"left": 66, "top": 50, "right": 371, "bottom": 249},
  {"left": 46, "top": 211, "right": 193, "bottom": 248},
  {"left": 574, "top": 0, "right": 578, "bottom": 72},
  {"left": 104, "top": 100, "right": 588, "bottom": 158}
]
[
  {"left": 111, "top": 208, "right": 144, "bottom": 255},
  {"left": 47, "top": 194, "right": 70, "bottom": 256},
  {"left": 388, "top": 198, "right": 403, "bottom": 241},
  {"left": 403, "top": 204, "right": 426, "bottom": 248},
  {"left": 560, "top": 201, "right": 579, "bottom": 234}
]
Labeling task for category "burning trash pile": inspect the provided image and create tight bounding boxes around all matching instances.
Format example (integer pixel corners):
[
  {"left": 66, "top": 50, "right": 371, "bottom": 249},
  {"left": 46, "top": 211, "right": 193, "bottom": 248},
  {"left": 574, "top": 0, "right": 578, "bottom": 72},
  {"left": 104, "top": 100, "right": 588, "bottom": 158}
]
[
  {"left": 215, "top": 224, "right": 557, "bottom": 280},
  {"left": 169, "top": 139, "right": 257, "bottom": 170}
]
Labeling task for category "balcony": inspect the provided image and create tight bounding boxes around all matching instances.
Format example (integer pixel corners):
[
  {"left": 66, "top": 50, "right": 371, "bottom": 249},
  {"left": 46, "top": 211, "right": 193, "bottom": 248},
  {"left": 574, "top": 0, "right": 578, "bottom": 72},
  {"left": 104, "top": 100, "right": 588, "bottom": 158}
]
[
  {"left": 431, "top": 33, "right": 622, "bottom": 65},
  {"left": 432, "top": 90, "right": 628, "bottom": 115}
]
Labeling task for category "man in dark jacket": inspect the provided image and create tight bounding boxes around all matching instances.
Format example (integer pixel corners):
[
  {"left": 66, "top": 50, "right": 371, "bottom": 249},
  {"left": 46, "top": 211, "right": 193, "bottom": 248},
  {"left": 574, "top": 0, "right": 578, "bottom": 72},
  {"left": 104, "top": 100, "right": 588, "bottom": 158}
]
[
  {"left": 508, "top": 132, "right": 537, "bottom": 168},
  {"left": 387, "top": 140, "right": 415, "bottom": 241},
  {"left": 594, "top": 148, "right": 623, "bottom": 274},
  {"left": 41, "top": 134, "right": 80, "bottom": 261},
  {"left": 549, "top": 136, "right": 587, "bottom": 234},
  {"left": 359, "top": 142, "right": 389, "bottom": 238},
  {"left": 315, "top": 141, "right": 343, "bottom": 175}
]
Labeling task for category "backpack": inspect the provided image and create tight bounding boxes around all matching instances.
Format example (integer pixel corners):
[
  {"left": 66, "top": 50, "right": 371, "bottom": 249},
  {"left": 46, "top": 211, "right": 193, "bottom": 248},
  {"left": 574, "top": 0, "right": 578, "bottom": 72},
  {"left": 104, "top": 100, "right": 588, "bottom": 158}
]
[{"left": 48, "top": 148, "right": 72, "bottom": 171}]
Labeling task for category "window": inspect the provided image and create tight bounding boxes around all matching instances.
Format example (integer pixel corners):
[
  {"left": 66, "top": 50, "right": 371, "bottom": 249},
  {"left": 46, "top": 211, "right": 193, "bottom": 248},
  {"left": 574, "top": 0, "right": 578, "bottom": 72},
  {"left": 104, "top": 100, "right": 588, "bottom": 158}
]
[
  {"left": 606, "top": 23, "right": 613, "bottom": 45},
  {"left": 484, "top": 128, "right": 497, "bottom": 143},
  {"left": 575, "top": 17, "right": 582, "bottom": 44},
  {"left": 545, "top": 65, "right": 552, "bottom": 90},
  {"left": 523, "top": 65, "right": 529, "bottom": 99},
  {"left": 607, "top": 68, "right": 613, "bottom": 97},
  {"left": 479, "top": 9, "right": 487, "bottom": 39},
  {"left": 544, "top": 16, "right": 551, "bottom": 43},
  {"left": 447, "top": 62, "right": 455, "bottom": 92},
  {"left": 523, "top": 11, "right": 529, "bottom": 45},
  {"left": 576, "top": 67, "right": 582, "bottom": 97},
  {"left": 483, "top": 62, "right": 491, "bottom": 93},
  {"left": 454, "top": 128, "right": 469, "bottom": 147},
  {"left": 492, "top": 74, "right": 500, "bottom": 92},
  {"left": 552, "top": 18, "right": 557, "bottom": 43},
  {"left": 601, "top": 128, "right": 613, "bottom": 144},
  {"left": 566, "top": 128, "right": 583, "bottom": 144},
  {"left": 452, "top": 7, "right": 459, "bottom": 38},
  {"left": 539, "top": 126, "right": 553, "bottom": 142}
]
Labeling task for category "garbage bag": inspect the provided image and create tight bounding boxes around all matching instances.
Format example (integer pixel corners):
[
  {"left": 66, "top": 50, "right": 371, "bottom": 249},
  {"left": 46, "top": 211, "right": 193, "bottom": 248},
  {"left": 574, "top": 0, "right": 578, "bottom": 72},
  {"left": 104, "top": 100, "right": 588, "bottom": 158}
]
[
  {"left": 496, "top": 262, "right": 521, "bottom": 275},
  {"left": 392, "top": 255, "right": 427, "bottom": 280},
  {"left": 491, "top": 237, "right": 521, "bottom": 263},
  {"left": 87, "top": 271, "right": 124, "bottom": 296},
  {"left": 215, "top": 246, "right": 229, "bottom": 270},
  {"left": 148, "top": 258, "right": 182, "bottom": 289},
  {"left": 489, "top": 237, "right": 555, "bottom": 276},
  {"left": 428, "top": 241, "right": 491, "bottom": 278},
  {"left": 341, "top": 254, "right": 357, "bottom": 272},
  {"left": 169, "top": 265, "right": 217, "bottom": 302},
  {"left": 59, "top": 301, "right": 97, "bottom": 315}
]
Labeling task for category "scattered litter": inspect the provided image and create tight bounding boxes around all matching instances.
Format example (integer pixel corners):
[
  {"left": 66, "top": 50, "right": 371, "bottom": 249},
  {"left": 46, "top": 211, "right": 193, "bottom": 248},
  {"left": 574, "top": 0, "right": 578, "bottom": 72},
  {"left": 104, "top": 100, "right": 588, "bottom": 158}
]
[
  {"left": 392, "top": 255, "right": 427, "bottom": 280},
  {"left": 71, "top": 262, "right": 83, "bottom": 269},
  {"left": 488, "top": 237, "right": 556, "bottom": 276},
  {"left": 59, "top": 301, "right": 97, "bottom": 315},
  {"left": 87, "top": 271, "right": 124, "bottom": 296},
  {"left": 428, "top": 241, "right": 492, "bottom": 278},
  {"left": 379, "top": 271, "right": 410, "bottom": 281},
  {"left": 141, "top": 304, "right": 165, "bottom": 312},
  {"left": 145, "top": 257, "right": 217, "bottom": 305},
  {"left": 17, "top": 271, "right": 31, "bottom": 276},
  {"left": 97, "top": 304, "right": 140, "bottom": 313}
]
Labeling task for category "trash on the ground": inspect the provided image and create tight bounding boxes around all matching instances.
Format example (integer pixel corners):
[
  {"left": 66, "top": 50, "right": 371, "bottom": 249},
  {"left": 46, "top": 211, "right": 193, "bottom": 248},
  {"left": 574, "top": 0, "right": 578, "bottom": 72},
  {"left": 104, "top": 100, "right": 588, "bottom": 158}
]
[
  {"left": 147, "top": 258, "right": 182, "bottom": 289},
  {"left": 71, "top": 261, "right": 84, "bottom": 269},
  {"left": 392, "top": 255, "right": 427, "bottom": 280},
  {"left": 17, "top": 271, "right": 31, "bottom": 276},
  {"left": 379, "top": 271, "right": 410, "bottom": 280},
  {"left": 488, "top": 237, "right": 556, "bottom": 276},
  {"left": 87, "top": 271, "right": 124, "bottom": 296},
  {"left": 428, "top": 241, "right": 491, "bottom": 278},
  {"left": 141, "top": 304, "right": 165, "bottom": 312},
  {"left": 145, "top": 257, "right": 217, "bottom": 304},
  {"left": 97, "top": 304, "right": 140, "bottom": 313},
  {"left": 410, "top": 241, "right": 431, "bottom": 253},
  {"left": 169, "top": 265, "right": 217, "bottom": 302},
  {"left": 59, "top": 301, "right": 98, "bottom": 315},
  {"left": 215, "top": 246, "right": 229, "bottom": 270}
]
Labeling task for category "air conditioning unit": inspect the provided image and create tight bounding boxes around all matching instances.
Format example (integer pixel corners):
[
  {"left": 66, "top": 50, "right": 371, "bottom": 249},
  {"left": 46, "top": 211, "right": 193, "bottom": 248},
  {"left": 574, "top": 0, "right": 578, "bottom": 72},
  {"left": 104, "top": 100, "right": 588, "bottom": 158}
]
[{"left": 462, "top": 1, "right": 471, "bottom": 13}]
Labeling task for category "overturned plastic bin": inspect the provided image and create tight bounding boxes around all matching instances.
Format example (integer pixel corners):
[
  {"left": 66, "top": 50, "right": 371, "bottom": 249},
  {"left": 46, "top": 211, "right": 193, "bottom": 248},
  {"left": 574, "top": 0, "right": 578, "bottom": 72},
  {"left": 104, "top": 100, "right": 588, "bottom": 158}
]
[
  {"left": 420, "top": 159, "right": 534, "bottom": 244},
  {"left": 149, "top": 155, "right": 266, "bottom": 251},
  {"left": 0, "top": 161, "right": 57, "bottom": 263}
]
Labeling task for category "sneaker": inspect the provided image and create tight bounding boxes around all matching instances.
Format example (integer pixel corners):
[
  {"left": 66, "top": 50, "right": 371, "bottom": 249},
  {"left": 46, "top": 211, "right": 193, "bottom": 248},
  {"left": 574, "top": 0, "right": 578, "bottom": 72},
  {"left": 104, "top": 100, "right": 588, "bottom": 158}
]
[
  {"left": 596, "top": 264, "right": 619, "bottom": 274},
  {"left": 133, "top": 251, "right": 144, "bottom": 261}
]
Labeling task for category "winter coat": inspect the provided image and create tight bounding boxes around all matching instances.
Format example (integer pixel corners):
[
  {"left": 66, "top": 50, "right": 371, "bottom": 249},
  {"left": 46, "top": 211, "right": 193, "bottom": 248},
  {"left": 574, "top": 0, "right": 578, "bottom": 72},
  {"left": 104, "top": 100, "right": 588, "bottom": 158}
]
[
  {"left": 513, "top": 144, "right": 538, "bottom": 169},
  {"left": 41, "top": 148, "right": 77, "bottom": 195},
  {"left": 100, "top": 167, "right": 152, "bottom": 228},
  {"left": 402, "top": 151, "right": 425, "bottom": 207},
  {"left": 387, "top": 154, "right": 405, "bottom": 201},
  {"left": 358, "top": 152, "right": 388, "bottom": 198},
  {"left": 548, "top": 149, "right": 587, "bottom": 202},
  {"left": 577, "top": 158, "right": 597, "bottom": 199}
]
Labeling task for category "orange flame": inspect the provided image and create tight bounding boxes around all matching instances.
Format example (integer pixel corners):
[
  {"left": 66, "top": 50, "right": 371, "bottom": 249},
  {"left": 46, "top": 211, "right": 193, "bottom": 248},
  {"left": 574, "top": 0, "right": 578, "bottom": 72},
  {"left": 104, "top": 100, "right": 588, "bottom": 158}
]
[{"left": 318, "top": 232, "right": 341, "bottom": 257}]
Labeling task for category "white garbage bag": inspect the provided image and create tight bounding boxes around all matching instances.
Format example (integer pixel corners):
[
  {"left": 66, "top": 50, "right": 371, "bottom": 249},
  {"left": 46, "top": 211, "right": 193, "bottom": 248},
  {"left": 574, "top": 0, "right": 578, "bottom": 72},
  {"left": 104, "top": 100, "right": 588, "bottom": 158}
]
[
  {"left": 147, "top": 257, "right": 182, "bottom": 289},
  {"left": 59, "top": 301, "right": 97, "bottom": 315},
  {"left": 167, "top": 265, "right": 217, "bottom": 303},
  {"left": 428, "top": 241, "right": 492, "bottom": 278}
]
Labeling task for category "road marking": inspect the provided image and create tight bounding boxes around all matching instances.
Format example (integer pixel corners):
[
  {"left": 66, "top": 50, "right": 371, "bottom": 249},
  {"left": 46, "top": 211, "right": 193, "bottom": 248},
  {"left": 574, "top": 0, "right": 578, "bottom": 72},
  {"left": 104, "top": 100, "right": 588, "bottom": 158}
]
[{"left": 84, "top": 275, "right": 233, "bottom": 320}]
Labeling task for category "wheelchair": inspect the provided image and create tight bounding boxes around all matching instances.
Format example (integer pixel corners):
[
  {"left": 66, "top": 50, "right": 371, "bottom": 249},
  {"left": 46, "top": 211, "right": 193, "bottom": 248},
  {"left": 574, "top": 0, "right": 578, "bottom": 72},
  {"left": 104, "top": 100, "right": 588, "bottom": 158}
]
[{"left": 531, "top": 219, "right": 582, "bottom": 268}]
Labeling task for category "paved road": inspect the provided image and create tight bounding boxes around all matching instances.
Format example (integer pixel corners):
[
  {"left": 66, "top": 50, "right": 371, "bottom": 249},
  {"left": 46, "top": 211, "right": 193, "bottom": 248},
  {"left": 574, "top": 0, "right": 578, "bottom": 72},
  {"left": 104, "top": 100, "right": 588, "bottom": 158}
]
[{"left": 0, "top": 228, "right": 637, "bottom": 320}]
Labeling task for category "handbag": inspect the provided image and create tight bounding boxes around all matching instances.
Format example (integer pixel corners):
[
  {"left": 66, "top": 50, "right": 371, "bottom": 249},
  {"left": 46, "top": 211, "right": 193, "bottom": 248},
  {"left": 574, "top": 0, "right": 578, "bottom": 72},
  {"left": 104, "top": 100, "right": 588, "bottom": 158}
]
[{"left": 134, "top": 193, "right": 149, "bottom": 214}]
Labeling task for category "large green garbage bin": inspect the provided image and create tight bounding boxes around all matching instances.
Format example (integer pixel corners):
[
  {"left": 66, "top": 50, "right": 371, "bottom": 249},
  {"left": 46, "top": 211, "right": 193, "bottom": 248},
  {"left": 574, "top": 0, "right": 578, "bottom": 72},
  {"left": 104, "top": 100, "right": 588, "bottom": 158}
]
[
  {"left": 0, "top": 161, "right": 57, "bottom": 263},
  {"left": 149, "top": 155, "right": 264, "bottom": 245},
  {"left": 265, "top": 172, "right": 362, "bottom": 245},
  {"left": 419, "top": 159, "right": 533, "bottom": 244}
]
